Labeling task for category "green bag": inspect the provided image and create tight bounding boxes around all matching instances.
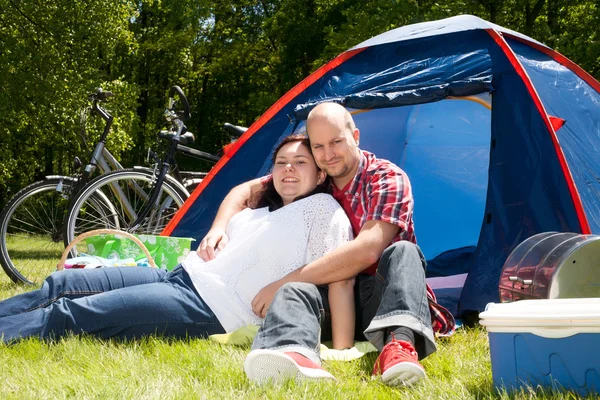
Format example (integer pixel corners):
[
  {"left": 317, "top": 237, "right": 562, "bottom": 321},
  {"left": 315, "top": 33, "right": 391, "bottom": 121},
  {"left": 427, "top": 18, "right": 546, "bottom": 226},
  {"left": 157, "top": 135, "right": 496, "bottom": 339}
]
[{"left": 84, "top": 233, "right": 195, "bottom": 270}]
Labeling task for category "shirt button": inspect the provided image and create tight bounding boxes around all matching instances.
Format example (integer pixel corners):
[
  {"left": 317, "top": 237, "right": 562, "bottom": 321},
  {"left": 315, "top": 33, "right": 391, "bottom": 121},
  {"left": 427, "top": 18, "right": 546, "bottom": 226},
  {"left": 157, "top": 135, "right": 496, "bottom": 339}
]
[{"left": 354, "top": 193, "right": 359, "bottom": 197}]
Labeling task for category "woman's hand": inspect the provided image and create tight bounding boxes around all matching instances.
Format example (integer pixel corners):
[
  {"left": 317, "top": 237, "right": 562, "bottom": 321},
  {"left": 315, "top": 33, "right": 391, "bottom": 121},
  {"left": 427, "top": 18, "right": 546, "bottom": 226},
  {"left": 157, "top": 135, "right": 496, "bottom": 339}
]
[
  {"left": 251, "top": 280, "right": 284, "bottom": 318},
  {"left": 197, "top": 228, "right": 229, "bottom": 261}
]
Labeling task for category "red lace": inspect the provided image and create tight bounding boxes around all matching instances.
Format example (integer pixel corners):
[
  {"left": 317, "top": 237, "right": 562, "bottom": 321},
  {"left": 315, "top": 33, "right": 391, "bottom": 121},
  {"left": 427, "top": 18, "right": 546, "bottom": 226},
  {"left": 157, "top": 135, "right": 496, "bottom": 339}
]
[{"left": 373, "top": 337, "right": 418, "bottom": 375}]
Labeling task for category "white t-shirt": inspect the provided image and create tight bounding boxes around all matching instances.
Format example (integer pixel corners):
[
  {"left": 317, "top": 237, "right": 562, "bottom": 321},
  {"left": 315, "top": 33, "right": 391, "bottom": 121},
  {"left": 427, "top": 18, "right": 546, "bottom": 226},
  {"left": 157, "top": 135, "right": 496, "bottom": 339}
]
[{"left": 182, "top": 193, "right": 353, "bottom": 332}]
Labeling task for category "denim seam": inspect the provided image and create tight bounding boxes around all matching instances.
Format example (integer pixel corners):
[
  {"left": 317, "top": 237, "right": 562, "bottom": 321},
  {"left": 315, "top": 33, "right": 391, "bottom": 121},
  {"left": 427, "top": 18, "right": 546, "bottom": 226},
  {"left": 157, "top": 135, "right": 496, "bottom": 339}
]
[
  {"left": 374, "top": 272, "right": 387, "bottom": 286},
  {"left": 83, "top": 319, "right": 221, "bottom": 331},
  {"left": 24, "top": 290, "right": 103, "bottom": 313}
]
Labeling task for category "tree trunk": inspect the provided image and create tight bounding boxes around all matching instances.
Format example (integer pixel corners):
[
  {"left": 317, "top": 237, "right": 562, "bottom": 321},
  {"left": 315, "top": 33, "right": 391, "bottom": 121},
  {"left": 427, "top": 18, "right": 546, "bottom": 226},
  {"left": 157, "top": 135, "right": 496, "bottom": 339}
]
[
  {"left": 547, "top": 0, "right": 560, "bottom": 36},
  {"left": 525, "top": 0, "right": 546, "bottom": 36}
]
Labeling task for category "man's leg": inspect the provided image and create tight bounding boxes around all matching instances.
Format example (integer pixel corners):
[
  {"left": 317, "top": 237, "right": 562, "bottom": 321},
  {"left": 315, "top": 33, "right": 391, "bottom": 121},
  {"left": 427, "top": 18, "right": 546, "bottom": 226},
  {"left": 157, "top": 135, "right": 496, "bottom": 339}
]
[
  {"left": 0, "top": 266, "right": 224, "bottom": 343},
  {"left": 358, "top": 241, "right": 435, "bottom": 386},
  {"left": 0, "top": 267, "right": 167, "bottom": 318},
  {"left": 245, "top": 282, "right": 335, "bottom": 384}
]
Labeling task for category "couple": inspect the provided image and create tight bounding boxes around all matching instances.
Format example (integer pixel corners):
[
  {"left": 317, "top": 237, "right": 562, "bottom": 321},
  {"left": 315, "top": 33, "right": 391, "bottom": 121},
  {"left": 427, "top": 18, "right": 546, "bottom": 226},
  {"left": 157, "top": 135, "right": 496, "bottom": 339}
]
[{"left": 0, "top": 103, "right": 441, "bottom": 387}]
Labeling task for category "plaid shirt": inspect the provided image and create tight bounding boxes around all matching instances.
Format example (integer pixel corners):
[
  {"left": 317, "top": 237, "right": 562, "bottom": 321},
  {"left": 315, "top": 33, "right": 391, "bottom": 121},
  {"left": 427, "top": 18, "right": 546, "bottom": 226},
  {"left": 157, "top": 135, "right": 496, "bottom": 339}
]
[
  {"left": 331, "top": 151, "right": 415, "bottom": 264},
  {"left": 332, "top": 151, "right": 455, "bottom": 337}
]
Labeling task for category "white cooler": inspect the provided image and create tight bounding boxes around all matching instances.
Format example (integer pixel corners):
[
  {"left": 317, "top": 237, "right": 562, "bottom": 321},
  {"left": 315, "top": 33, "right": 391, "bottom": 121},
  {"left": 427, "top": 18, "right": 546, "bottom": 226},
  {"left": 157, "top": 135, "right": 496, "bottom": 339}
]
[{"left": 479, "top": 298, "right": 600, "bottom": 396}]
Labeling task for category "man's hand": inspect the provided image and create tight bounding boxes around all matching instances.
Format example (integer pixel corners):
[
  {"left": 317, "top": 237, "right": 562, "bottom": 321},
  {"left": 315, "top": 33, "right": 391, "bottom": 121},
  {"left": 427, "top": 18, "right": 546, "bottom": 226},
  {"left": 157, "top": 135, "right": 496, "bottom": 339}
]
[
  {"left": 197, "top": 228, "right": 229, "bottom": 261},
  {"left": 251, "top": 280, "right": 284, "bottom": 318}
]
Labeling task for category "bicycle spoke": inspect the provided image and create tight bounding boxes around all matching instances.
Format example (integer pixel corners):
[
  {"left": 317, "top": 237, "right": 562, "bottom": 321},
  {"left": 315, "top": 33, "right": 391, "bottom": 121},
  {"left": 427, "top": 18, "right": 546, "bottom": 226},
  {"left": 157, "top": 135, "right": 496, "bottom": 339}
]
[
  {"left": 1, "top": 179, "right": 73, "bottom": 285},
  {"left": 66, "top": 170, "right": 186, "bottom": 241}
]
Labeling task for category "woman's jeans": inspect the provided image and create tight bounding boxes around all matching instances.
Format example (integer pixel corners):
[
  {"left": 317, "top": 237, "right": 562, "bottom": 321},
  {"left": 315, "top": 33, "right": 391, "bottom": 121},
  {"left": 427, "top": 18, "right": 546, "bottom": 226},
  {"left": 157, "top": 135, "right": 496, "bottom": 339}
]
[
  {"left": 0, "top": 266, "right": 225, "bottom": 343},
  {"left": 251, "top": 241, "right": 435, "bottom": 364}
]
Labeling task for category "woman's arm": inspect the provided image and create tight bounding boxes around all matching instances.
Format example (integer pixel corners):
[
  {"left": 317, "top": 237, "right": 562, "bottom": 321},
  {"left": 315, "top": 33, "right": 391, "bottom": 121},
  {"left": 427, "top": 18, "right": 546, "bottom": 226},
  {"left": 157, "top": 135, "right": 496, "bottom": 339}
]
[{"left": 197, "top": 178, "right": 263, "bottom": 261}]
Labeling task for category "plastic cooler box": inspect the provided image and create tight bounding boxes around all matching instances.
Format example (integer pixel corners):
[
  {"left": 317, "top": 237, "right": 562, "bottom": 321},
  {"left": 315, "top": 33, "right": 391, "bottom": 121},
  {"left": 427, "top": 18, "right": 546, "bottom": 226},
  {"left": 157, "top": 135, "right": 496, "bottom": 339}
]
[{"left": 479, "top": 298, "right": 600, "bottom": 396}]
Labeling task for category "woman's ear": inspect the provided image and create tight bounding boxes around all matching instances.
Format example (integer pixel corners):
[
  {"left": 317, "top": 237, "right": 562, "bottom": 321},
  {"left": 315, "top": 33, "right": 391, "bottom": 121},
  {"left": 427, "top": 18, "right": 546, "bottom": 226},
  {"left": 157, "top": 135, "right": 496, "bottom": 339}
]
[{"left": 317, "top": 170, "right": 326, "bottom": 185}]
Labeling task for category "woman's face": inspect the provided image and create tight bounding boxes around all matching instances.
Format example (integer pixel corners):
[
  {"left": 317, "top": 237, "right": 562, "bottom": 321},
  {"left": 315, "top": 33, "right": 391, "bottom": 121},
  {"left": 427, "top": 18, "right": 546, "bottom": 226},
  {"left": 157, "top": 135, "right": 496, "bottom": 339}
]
[{"left": 272, "top": 141, "right": 323, "bottom": 206}]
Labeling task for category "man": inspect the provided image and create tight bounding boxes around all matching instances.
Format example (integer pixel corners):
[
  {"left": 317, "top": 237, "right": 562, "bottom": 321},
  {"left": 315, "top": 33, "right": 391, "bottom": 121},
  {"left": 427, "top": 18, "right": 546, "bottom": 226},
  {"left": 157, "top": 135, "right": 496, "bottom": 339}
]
[{"left": 198, "top": 102, "right": 442, "bottom": 387}]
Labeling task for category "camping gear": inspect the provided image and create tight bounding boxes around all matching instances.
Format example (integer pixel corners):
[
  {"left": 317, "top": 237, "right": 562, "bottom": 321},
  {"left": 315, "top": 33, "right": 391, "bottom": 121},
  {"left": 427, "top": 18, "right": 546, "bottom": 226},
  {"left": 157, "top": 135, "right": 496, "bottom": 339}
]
[
  {"left": 499, "top": 232, "right": 600, "bottom": 302},
  {"left": 58, "top": 229, "right": 158, "bottom": 270},
  {"left": 82, "top": 232, "right": 194, "bottom": 270},
  {"left": 479, "top": 298, "right": 600, "bottom": 396},
  {"left": 162, "top": 15, "right": 600, "bottom": 316}
]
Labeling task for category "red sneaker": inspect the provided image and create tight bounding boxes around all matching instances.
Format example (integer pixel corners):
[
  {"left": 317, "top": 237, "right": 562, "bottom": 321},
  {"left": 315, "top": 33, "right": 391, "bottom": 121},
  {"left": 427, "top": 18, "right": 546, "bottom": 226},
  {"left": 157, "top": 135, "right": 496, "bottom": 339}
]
[
  {"left": 244, "top": 350, "right": 335, "bottom": 385},
  {"left": 372, "top": 340, "right": 426, "bottom": 387}
]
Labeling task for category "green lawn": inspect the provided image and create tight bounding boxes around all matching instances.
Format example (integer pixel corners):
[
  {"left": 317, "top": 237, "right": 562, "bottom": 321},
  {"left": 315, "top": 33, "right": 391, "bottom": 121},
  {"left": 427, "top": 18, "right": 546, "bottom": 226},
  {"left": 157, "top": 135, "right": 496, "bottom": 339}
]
[{"left": 0, "top": 270, "right": 591, "bottom": 399}]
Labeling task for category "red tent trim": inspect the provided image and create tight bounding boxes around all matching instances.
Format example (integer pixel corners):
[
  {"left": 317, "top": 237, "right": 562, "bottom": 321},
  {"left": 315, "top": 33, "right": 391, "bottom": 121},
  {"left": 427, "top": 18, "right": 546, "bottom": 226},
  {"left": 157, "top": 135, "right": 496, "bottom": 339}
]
[{"left": 162, "top": 47, "right": 366, "bottom": 236}]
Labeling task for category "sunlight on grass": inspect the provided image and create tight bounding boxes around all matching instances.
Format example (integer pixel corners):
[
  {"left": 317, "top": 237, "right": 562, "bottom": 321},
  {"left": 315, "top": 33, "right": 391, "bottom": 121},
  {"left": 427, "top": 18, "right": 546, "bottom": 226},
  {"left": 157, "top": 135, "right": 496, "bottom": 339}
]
[
  {"left": 2, "top": 234, "right": 62, "bottom": 284},
  {"left": 0, "top": 271, "right": 594, "bottom": 399}
]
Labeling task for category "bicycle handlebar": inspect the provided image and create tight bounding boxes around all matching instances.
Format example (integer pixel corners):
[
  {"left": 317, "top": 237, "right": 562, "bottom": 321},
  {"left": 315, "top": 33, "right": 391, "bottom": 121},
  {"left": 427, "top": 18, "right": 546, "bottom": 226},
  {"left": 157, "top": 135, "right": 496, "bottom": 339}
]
[
  {"left": 89, "top": 88, "right": 113, "bottom": 102},
  {"left": 168, "top": 85, "right": 190, "bottom": 122}
]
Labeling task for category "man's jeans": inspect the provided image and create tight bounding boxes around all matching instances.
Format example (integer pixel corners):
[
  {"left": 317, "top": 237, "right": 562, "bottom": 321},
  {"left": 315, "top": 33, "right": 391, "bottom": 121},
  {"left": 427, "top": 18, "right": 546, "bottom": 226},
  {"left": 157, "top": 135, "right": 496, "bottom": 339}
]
[
  {"left": 0, "top": 266, "right": 225, "bottom": 343},
  {"left": 251, "top": 241, "right": 435, "bottom": 364}
]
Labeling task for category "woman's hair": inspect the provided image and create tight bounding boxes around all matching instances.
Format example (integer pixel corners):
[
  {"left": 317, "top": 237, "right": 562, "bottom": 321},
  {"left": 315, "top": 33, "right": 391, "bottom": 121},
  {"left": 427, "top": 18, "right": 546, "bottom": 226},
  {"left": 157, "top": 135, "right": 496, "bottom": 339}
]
[{"left": 249, "top": 134, "right": 330, "bottom": 211}]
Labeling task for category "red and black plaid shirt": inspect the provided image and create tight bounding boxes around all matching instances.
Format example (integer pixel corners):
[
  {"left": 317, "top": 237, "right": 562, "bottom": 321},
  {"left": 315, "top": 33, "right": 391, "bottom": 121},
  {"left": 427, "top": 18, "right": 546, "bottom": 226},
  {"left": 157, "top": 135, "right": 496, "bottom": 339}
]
[{"left": 331, "top": 151, "right": 415, "bottom": 275}]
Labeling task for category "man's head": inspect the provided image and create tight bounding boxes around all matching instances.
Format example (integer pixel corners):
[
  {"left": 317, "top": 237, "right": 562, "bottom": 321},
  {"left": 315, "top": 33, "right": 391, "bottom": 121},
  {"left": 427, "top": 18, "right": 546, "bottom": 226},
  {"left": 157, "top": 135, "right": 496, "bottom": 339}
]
[{"left": 306, "top": 102, "right": 361, "bottom": 188}]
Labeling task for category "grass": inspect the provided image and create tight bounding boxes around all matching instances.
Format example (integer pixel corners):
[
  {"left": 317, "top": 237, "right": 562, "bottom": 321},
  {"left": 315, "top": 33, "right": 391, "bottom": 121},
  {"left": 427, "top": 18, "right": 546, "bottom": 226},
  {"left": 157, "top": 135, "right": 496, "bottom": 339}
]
[{"left": 0, "top": 269, "right": 593, "bottom": 399}]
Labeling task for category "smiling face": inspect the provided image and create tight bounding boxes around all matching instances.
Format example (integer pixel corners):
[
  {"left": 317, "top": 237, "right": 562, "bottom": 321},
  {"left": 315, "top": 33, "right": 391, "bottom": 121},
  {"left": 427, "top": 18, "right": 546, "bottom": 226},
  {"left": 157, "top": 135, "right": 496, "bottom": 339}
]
[
  {"left": 306, "top": 103, "right": 361, "bottom": 189},
  {"left": 272, "top": 141, "right": 324, "bottom": 206}
]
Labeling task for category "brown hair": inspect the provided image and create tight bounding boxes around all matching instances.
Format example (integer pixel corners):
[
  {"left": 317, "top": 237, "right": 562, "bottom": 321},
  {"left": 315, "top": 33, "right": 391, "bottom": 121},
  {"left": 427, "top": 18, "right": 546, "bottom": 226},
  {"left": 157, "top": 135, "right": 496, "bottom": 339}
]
[{"left": 249, "top": 134, "right": 330, "bottom": 211}]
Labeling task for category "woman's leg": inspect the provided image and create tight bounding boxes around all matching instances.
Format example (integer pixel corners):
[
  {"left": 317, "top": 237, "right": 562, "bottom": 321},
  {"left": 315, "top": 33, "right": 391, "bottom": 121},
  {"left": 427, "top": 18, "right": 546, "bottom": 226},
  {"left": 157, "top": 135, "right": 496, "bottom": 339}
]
[
  {"left": 328, "top": 278, "right": 356, "bottom": 349},
  {"left": 0, "top": 267, "right": 168, "bottom": 318},
  {"left": 0, "top": 266, "right": 224, "bottom": 343}
]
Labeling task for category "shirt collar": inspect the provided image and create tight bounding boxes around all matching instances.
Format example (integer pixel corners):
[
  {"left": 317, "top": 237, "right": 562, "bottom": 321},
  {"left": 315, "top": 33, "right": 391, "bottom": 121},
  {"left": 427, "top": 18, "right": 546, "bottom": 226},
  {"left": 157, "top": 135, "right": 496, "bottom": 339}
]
[{"left": 331, "top": 150, "right": 367, "bottom": 198}]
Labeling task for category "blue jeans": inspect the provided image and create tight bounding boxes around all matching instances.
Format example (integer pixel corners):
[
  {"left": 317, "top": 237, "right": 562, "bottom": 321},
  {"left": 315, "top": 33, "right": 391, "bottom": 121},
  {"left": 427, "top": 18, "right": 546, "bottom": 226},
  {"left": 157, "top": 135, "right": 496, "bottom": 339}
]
[
  {"left": 0, "top": 266, "right": 225, "bottom": 343},
  {"left": 251, "top": 241, "right": 435, "bottom": 364}
]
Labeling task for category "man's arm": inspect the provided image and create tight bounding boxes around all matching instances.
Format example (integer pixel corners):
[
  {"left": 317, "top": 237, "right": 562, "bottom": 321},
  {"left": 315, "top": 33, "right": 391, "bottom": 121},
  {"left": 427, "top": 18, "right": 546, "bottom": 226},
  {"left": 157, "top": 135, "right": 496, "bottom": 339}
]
[
  {"left": 251, "top": 219, "right": 399, "bottom": 317},
  {"left": 284, "top": 219, "right": 399, "bottom": 284},
  {"left": 197, "top": 177, "right": 263, "bottom": 260}
]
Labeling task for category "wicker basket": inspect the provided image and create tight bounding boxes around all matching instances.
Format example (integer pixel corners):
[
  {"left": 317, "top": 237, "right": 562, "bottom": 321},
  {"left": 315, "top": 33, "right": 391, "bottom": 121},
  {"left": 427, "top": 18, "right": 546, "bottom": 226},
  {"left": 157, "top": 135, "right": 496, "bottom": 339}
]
[{"left": 57, "top": 229, "right": 158, "bottom": 270}]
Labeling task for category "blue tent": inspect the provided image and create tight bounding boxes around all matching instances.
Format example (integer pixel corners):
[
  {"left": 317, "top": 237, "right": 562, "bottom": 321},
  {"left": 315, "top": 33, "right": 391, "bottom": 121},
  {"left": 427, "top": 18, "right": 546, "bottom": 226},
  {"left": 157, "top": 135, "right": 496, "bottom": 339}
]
[{"left": 164, "top": 15, "right": 600, "bottom": 316}]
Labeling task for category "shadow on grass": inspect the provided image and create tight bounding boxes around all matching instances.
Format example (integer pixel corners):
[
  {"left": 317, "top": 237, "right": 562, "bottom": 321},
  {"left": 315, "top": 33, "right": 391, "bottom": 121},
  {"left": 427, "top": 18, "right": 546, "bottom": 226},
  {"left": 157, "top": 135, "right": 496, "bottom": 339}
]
[{"left": 5, "top": 249, "right": 64, "bottom": 259}]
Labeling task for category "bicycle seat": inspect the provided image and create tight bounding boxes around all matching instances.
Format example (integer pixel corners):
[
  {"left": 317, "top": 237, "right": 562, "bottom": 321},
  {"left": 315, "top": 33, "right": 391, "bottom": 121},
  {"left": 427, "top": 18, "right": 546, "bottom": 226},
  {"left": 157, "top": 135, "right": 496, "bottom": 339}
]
[
  {"left": 223, "top": 123, "right": 247, "bottom": 138},
  {"left": 158, "top": 130, "right": 195, "bottom": 145}
]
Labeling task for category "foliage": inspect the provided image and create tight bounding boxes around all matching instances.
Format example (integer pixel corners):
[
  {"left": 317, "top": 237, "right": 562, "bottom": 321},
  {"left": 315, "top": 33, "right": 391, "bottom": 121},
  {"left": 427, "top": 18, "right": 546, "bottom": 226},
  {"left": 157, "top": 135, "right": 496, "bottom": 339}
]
[{"left": 1, "top": 0, "right": 599, "bottom": 205}]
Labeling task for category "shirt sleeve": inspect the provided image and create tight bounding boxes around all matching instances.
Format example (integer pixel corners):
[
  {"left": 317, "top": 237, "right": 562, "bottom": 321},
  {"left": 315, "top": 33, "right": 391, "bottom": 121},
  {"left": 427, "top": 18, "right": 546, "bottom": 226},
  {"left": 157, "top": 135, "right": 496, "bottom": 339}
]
[
  {"left": 366, "top": 166, "right": 414, "bottom": 233},
  {"left": 304, "top": 195, "right": 354, "bottom": 265}
]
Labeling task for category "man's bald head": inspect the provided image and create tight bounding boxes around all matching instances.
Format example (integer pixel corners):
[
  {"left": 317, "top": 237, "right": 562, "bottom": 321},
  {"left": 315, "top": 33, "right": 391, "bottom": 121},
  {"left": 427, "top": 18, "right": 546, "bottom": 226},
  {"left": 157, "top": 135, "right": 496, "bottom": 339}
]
[
  {"left": 306, "top": 102, "right": 356, "bottom": 133},
  {"left": 305, "top": 102, "right": 361, "bottom": 188}
]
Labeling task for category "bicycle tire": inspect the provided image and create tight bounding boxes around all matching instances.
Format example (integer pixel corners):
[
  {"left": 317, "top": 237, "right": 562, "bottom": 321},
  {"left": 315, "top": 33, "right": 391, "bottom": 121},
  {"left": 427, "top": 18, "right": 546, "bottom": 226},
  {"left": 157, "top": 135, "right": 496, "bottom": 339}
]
[
  {"left": 0, "top": 177, "right": 76, "bottom": 284},
  {"left": 64, "top": 168, "right": 188, "bottom": 245}
]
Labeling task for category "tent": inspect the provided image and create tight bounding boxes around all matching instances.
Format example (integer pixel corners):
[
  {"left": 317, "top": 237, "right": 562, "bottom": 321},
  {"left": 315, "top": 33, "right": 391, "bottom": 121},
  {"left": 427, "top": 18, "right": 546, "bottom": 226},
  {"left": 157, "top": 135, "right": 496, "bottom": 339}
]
[{"left": 163, "top": 15, "right": 600, "bottom": 316}]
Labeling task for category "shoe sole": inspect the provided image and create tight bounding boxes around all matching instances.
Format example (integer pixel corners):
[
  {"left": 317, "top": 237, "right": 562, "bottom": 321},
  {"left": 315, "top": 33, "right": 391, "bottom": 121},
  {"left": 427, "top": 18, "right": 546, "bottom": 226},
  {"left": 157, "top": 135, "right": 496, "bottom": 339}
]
[
  {"left": 244, "top": 350, "right": 335, "bottom": 385},
  {"left": 379, "top": 361, "right": 426, "bottom": 387}
]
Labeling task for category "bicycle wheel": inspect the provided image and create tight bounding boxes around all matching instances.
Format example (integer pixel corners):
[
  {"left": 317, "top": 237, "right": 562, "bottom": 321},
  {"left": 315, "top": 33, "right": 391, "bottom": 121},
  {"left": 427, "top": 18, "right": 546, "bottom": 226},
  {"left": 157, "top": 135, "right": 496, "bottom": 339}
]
[
  {"left": 0, "top": 177, "right": 76, "bottom": 284},
  {"left": 64, "top": 168, "right": 188, "bottom": 245}
]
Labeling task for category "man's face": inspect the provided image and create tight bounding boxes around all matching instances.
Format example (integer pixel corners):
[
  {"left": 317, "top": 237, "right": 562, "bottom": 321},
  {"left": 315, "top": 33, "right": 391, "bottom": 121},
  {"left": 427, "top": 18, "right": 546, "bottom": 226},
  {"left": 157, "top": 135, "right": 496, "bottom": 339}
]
[{"left": 307, "top": 117, "right": 360, "bottom": 186}]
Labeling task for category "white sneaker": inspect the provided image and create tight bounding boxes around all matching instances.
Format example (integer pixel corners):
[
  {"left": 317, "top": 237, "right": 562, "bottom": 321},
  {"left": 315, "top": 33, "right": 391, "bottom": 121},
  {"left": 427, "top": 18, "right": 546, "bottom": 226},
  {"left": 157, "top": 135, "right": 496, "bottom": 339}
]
[{"left": 244, "top": 349, "right": 335, "bottom": 385}]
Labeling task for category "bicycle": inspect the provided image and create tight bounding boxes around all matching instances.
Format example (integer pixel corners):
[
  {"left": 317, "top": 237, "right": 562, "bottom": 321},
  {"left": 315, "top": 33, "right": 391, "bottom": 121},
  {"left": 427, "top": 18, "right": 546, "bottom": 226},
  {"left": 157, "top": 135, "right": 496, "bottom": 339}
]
[
  {"left": 0, "top": 89, "right": 129, "bottom": 284},
  {"left": 0, "top": 88, "right": 223, "bottom": 285},
  {"left": 63, "top": 86, "right": 230, "bottom": 253}
]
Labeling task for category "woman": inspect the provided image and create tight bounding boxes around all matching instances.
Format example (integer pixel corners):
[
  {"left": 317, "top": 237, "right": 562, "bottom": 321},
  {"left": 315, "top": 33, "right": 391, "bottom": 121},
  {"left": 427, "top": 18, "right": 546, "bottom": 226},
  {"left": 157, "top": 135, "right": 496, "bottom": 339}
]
[{"left": 0, "top": 135, "right": 355, "bottom": 347}]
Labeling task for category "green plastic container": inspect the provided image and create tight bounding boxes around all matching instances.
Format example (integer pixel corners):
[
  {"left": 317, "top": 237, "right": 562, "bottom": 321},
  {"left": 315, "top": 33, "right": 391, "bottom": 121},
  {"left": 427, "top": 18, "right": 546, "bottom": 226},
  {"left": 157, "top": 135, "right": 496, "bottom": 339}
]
[{"left": 84, "top": 233, "right": 195, "bottom": 270}]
